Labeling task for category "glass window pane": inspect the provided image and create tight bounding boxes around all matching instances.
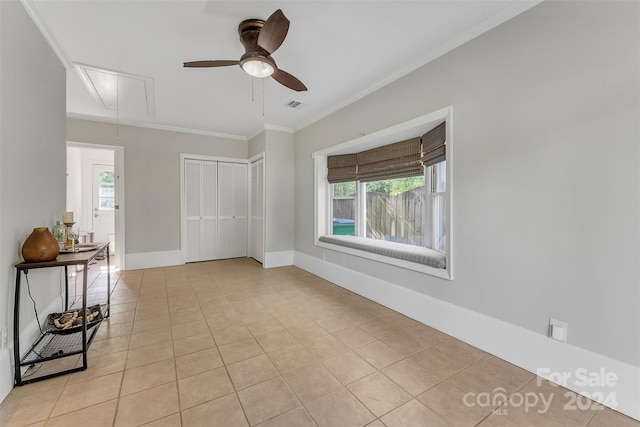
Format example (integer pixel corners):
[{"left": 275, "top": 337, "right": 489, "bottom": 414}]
[
  {"left": 332, "top": 207, "right": 356, "bottom": 235},
  {"left": 98, "top": 171, "right": 116, "bottom": 210},
  {"left": 433, "top": 161, "right": 446, "bottom": 193},
  {"left": 100, "top": 171, "right": 115, "bottom": 183},
  {"left": 99, "top": 185, "right": 114, "bottom": 197},
  {"left": 365, "top": 176, "right": 425, "bottom": 246},
  {"left": 333, "top": 181, "right": 356, "bottom": 198},
  {"left": 331, "top": 182, "right": 356, "bottom": 235},
  {"left": 433, "top": 194, "right": 446, "bottom": 252},
  {"left": 99, "top": 198, "right": 115, "bottom": 210}
]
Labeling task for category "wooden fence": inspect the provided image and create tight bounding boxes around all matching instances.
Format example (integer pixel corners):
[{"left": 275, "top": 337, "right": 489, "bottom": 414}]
[{"left": 333, "top": 187, "right": 425, "bottom": 245}]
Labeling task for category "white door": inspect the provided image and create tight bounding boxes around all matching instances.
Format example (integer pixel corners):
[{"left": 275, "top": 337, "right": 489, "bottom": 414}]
[
  {"left": 250, "top": 159, "right": 264, "bottom": 263},
  {"left": 184, "top": 160, "right": 218, "bottom": 262},
  {"left": 233, "top": 163, "right": 248, "bottom": 257},
  {"left": 201, "top": 161, "right": 219, "bottom": 259},
  {"left": 185, "top": 160, "right": 202, "bottom": 261},
  {"left": 218, "top": 162, "right": 248, "bottom": 259},
  {"left": 92, "top": 164, "right": 116, "bottom": 251}
]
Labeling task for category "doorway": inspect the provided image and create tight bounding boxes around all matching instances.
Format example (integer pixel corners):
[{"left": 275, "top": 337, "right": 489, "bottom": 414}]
[{"left": 67, "top": 142, "right": 125, "bottom": 270}]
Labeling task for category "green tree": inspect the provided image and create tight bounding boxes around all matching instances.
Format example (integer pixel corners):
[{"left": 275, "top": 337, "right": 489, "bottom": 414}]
[
  {"left": 333, "top": 181, "right": 356, "bottom": 197},
  {"left": 100, "top": 171, "right": 115, "bottom": 183},
  {"left": 366, "top": 176, "right": 424, "bottom": 195}
]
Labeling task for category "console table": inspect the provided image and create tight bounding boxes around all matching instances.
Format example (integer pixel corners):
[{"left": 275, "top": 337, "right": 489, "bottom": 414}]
[{"left": 13, "top": 242, "right": 111, "bottom": 385}]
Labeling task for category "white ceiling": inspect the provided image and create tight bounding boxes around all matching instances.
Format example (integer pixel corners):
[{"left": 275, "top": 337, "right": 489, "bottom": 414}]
[{"left": 25, "top": 0, "right": 539, "bottom": 140}]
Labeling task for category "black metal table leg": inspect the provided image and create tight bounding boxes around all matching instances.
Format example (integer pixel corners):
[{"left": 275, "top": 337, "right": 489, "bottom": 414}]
[
  {"left": 106, "top": 245, "right": 111, "bottom": 318},
  {"left": 81, "top": 260, "right": 88, "bottom": 370},
  {"left": 64, "top": 265, "right": 69, "bottom": 311},
  {"left": 13, "top": 269, "right": 23, "bottom": 386}
]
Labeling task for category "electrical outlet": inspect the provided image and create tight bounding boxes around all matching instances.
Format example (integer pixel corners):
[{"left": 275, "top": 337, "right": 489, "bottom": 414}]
[
  {"left": 1, "top": 327, "right": 7, "bottom": 349},
  {"left": 549, "top": 318, "right": 568, "bottom": 343}
]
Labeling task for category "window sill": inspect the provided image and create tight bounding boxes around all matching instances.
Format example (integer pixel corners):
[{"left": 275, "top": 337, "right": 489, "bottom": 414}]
[{"left": 317, "top": 235, "right": 451, "bottom": 279}]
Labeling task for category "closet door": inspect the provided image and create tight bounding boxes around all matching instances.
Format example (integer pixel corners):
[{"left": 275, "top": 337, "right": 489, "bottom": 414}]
[
  {"left": 201, "top": 161, "right": 218, "bottom": 259},
  {"left": 233, "top": 163, "right": 248, "bottom": 257},
  {"left": 184, "top": 159, "right": 218, "bottom": 262},
  {"left": 184, "top": 160, "right": 202, "bottom": 262},
  {"left": 249, "top": 159, "right": 264, "bottom": 263},
  {"left": 218, "top": 163, "right": 234, "bottom": 259},
  {"left": 218, "top": 162, "right": 248, "bottom": 259}
]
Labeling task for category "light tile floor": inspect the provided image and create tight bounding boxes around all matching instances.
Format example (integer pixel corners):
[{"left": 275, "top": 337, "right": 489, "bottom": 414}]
[{"left": 1, "top": 258, "right": 638, "bottom": 426}]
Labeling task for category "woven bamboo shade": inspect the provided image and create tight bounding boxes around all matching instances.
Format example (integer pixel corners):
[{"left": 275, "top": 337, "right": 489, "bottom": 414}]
[
  {"left": 327, "top": 154, "right": 357, "bottom": 183},
  {"left": 356, "top": 137, "right": 423, "bottom": 182},
  {"left": 326, "top": 122, "right": 446, "bottom": 184},
  {"left": 422, "top": 122, "right": 446, "bottom": 168}
]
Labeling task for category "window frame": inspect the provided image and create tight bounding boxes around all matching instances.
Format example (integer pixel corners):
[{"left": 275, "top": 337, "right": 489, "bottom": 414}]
[
  {"left": 329, "top": 182, "right": 357, "bottom": 236},
  {"left": 426, "top": 161, "right": 447, "bottom": 252},
  {"left": 313, "top": 107, "right": 453, "bottom": 279}
]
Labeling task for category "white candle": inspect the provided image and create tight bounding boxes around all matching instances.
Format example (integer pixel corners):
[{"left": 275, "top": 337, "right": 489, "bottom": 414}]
[{"left": 62, "top": 211, "right": 74, "bottom": 223}]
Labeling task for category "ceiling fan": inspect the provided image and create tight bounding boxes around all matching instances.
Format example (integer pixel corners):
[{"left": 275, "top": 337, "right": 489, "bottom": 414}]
[{"left": 184, "top": 9, "right": 307, "bottom": 92}]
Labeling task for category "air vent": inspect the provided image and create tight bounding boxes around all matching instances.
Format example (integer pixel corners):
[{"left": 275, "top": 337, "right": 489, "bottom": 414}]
[{"left": 285, "top": 100, "right": 305, "bottom": 109}]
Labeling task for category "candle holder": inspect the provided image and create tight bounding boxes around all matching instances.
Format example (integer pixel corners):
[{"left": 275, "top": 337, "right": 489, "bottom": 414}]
[{"left": 64, "top": 222, "right": 77, "bottom": 251}]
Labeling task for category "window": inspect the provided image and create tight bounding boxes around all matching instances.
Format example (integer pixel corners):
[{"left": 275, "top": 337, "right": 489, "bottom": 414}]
[
  {"left": 314, "top": 107, "right": 452, "bottom": 278},
  {"left": 428, "top": 161, "right": 446, "bottom": 252},
  {"left": 330, "top": 163, "right": 446, "bottom": 252},
  {"left": 98, "top": 171, "right": 115, "bottom": 210},
  {"left": 366, "top": 174, "right": 427, "bottom": 246},
  {"left": 331, "top": 182, "right": 357, "bottom": 236}
]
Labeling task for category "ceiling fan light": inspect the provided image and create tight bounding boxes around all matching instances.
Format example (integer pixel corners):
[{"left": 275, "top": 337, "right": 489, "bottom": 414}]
[{"left": 241, "top": 58, "right": 274, "bottom": 78}]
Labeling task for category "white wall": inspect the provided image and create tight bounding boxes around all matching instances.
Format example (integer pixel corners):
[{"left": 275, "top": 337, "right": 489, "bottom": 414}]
[
  {"left": 293, "top": 0, "right": 639, "bottom": 411},
  {"left": 265, "top": 130, "right": 294, "bottom": 255},
  {"left": 67, "top": 118, "right": 248, "bottom": 266},
  {"left": 66, "top": 146, "right": 82, "bottom": 224},
  {"left": 249, "top": 129, "right": 295, "bottom": 267},
  {"left": 248, "top": 130, "right": 266, "bottom": 158},
  {"left": 0, "top": 0, "right": 67, "bottom": 402}
]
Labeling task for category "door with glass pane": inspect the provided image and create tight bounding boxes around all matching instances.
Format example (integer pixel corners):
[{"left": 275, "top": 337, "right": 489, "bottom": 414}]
[{"left": 92, "top": 164, "right": 115, "bottom": 252}]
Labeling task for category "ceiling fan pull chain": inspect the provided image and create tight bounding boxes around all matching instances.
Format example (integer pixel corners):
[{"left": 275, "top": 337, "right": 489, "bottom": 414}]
[{"left": 262, "top": 78, "right": 265, "bottom": 117}]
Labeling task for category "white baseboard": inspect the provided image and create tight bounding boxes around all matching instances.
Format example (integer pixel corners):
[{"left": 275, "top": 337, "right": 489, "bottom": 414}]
[
  {"left": 125, "top": 250, "right": 182, "bottom": 270},
  {"left": 264, "top": 250, "right": 294, "bottom": 268},
  {"left": 125, "top": 250, "right": 292, "bottom": 270},
  {"left": 294, "top": 251, "right": 640, "bottom": 421},
  {"left": 0, "top": 348, "right": 12, "bottom": 404}
]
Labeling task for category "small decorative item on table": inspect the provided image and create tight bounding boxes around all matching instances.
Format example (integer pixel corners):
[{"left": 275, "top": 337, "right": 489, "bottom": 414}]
[
  {"left": 64, "top": 222, "right": 77, "bottom": 251},
  {"left": 52, "top": 221, "right": 66, "bottom": 250},
  {"left": 21, "top": 227, "right": 60, "bottom": 262},
  {"left": 62, "top": 211, "right": 76, "bottom": 250}
]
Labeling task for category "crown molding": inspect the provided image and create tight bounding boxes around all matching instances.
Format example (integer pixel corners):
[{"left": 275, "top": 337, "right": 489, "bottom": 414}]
[
  {"left": 67, "top": 113, "right": 247, "bottom": 141},
  {"left": 264, "top": 124, "right": 294, "bottom": 133}
]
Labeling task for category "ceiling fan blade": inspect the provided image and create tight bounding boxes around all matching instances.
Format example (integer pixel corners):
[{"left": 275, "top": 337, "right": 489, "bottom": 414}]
[
  {"left": 258, "top": 9, "right": 290, "bottom": 54},
  {"left": 183, "top": 60, "right": 239, "bottom": 68},
  {"left": 272, "top": 68, "right": 307, "bottom": 92}
]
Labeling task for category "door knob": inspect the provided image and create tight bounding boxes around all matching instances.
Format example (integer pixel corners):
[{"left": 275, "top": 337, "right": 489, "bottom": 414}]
[{"left": 94, "top": 213, "right": 99, "bottom": 217}]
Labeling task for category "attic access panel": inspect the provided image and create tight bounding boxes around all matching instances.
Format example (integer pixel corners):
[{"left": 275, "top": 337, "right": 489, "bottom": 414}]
[{"left": 77, "top": 64, "right": 155, "bottom": 117}]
